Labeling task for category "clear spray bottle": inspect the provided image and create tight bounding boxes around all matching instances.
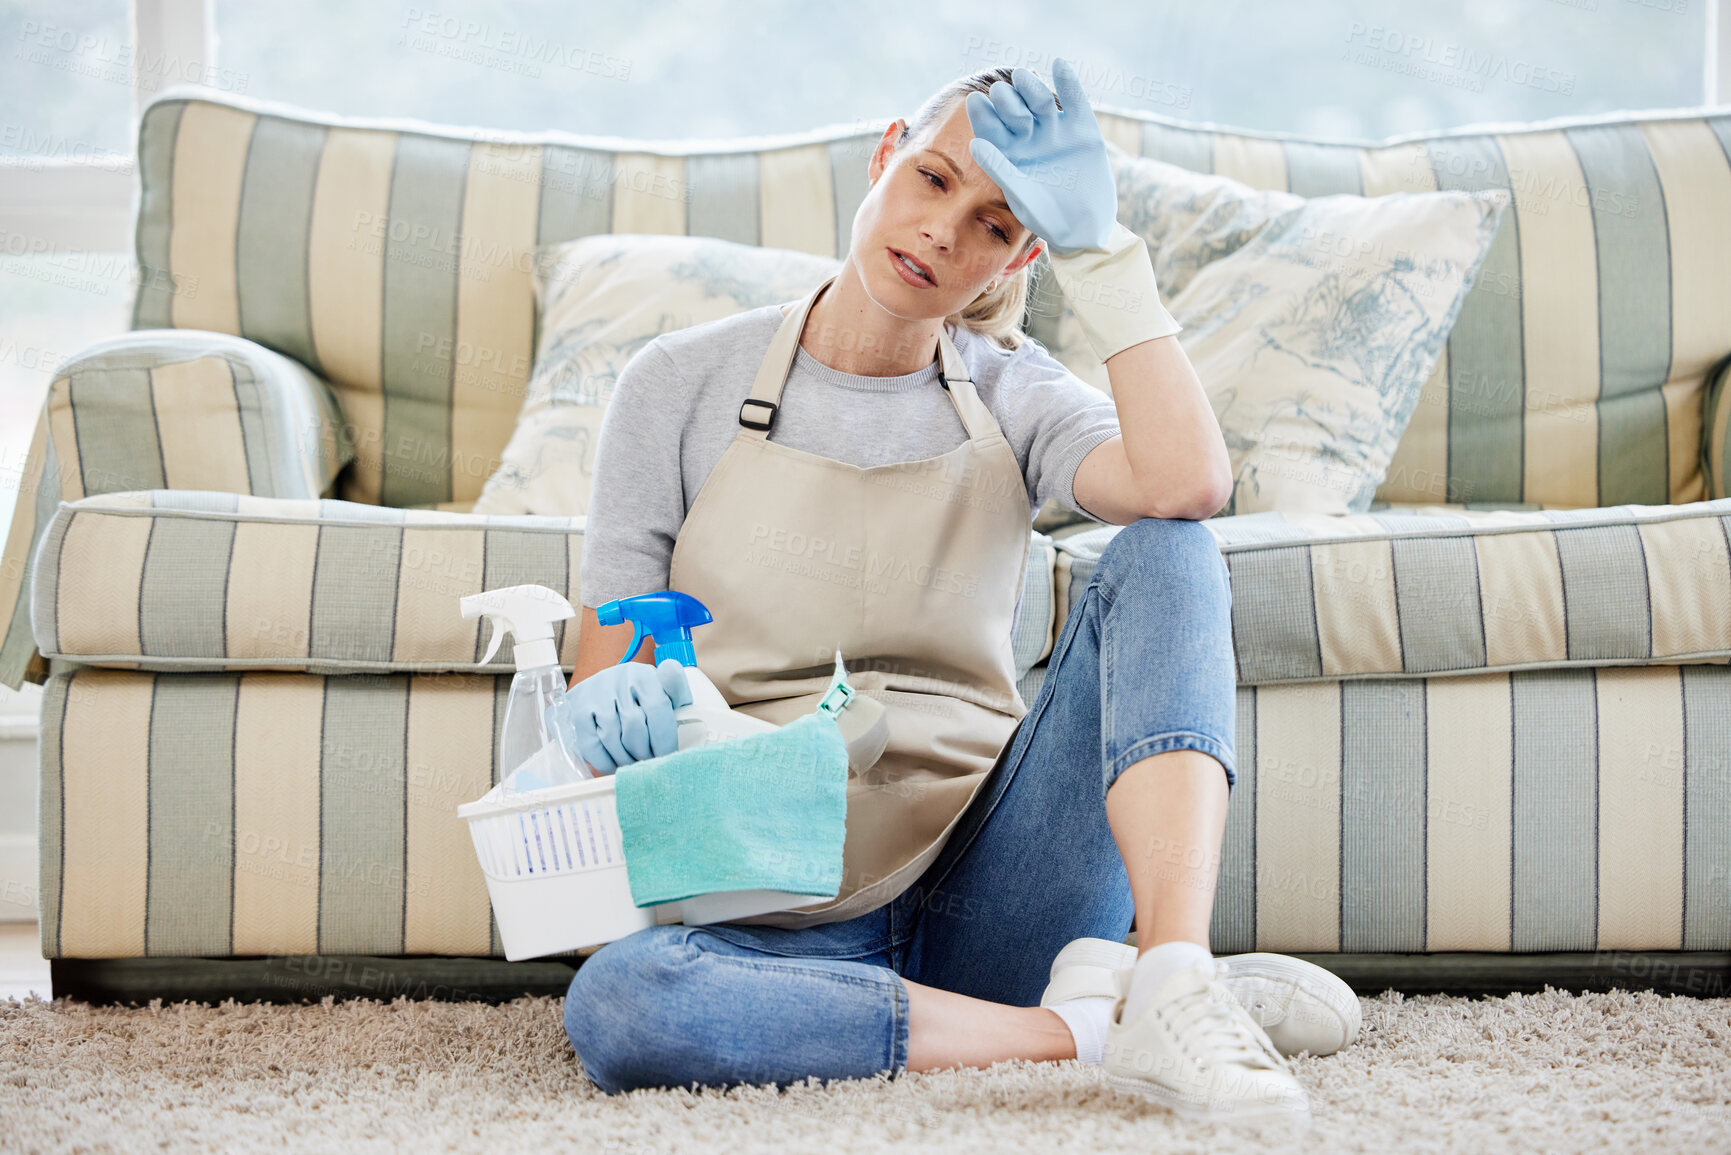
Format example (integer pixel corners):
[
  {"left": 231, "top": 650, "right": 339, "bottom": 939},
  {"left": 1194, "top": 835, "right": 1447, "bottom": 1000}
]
[{"left": 459, "top": 584, "right": 594, "bottom": 798}]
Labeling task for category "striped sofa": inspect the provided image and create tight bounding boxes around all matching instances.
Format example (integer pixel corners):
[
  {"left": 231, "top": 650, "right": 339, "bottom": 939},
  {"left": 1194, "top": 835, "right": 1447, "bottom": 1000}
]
[{"left": 4, "top": 86, "right": 1729, "bottom": 973}]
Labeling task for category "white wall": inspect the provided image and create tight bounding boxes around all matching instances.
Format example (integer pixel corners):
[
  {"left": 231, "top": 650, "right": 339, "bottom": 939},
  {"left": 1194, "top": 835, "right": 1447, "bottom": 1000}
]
[{"left": 1715, "top": 0, "right": 1731, "bottom": 102}]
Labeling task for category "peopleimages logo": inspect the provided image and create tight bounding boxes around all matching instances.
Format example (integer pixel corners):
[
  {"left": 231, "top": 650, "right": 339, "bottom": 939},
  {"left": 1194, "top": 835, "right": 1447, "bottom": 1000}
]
[
  {"left": 398, "top": 9, "right": 631, "bottom": 79},
  {"left": 745, "top": 522, "right": 981, "bottom": 598},
  {"left": 1343, "top": 23, "right": 1576, "bottom": 95},
  {"left": 13, "top": 20, "right": 249, "bottom": 93}
]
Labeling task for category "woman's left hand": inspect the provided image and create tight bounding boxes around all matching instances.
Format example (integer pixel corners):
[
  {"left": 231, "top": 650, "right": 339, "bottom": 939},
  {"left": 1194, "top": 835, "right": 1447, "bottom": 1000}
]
[{"left": 965, "top": 57, "right": 1118, "bottom": 255}]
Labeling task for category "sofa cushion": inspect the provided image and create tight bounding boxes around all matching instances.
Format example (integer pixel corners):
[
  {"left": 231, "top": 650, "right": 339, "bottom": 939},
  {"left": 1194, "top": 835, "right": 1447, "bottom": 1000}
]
[
  {"left": 471, "top": 233, "right": 838, "bottom": 518},
  {"left": 1048, "top": 107, "right": 1731, "bottom": 511},
  {"left": 28, "top": 490, "right": 1059, "bottom": 684},
  {"left": 42, "top": 489, "right": 1728, "bottom": 691},
  {"left": 1050, "top": 497, "right": 1731, "bottom": 685},
  {"left": 132, "top": 91, "right": 1731, "bottom": 516},
  {"left": 1038, "top": 144, "right": 1505, "bottom": 516}
]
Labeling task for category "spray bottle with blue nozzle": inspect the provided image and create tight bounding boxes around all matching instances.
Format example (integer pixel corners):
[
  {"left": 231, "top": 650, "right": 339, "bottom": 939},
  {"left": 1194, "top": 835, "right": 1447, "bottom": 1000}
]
[{"left": 596, "top": 590, "right": 778, "bottom": 751}]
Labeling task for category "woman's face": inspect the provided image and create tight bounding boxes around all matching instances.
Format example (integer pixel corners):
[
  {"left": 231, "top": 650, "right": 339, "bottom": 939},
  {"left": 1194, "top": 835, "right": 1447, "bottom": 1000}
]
[{"left": 856, "top": 100, "right": 1043, "bottom": 320}]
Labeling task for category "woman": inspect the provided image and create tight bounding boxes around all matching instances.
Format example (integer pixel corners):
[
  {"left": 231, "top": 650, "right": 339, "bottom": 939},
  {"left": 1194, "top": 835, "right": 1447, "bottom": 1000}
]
[{"left": 556, "top": 59, "right": 1356, "bottom": 1122}]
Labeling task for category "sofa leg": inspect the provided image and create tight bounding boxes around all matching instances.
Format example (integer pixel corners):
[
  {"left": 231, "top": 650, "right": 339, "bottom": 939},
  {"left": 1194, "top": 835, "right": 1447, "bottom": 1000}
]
[
  {"left": 48, "top": 953, "right": 582, "bottom": 1006},
  {"left": 1272, "top": 951, "right": 1731, "bottom": 998},
  {"left": 43, "top": 949, "right": 1731, "bottom": 1004}
]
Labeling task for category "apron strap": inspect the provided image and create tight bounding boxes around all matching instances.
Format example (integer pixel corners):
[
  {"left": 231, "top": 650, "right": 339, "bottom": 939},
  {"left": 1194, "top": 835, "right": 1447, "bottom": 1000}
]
[{"left": 739, "top": 273, "right": 1000, "bottom": 444}]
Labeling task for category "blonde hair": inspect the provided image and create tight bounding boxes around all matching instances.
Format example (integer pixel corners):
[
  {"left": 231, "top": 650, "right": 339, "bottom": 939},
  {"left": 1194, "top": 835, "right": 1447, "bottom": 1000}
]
[{"left": 892, "top": 68, "right": 1048, "bottom": 351}]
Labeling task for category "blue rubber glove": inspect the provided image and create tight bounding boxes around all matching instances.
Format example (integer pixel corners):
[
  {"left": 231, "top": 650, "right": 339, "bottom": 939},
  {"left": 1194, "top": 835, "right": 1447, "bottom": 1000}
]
[
  {"left": 547, "top": 658, "right": 694, "bottom": 774},
  {"left": 964, "top": 57, "right": 1117, "bottom": 256},
  {"left": 967, "top": 56, "right": 1182, "bottom": 362}
]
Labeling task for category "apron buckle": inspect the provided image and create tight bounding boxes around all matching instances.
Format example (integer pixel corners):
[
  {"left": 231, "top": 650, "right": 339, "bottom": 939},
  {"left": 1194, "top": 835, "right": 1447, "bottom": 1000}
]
[{"left": 739, "top": 398, "right": 779, "bottom": 430}]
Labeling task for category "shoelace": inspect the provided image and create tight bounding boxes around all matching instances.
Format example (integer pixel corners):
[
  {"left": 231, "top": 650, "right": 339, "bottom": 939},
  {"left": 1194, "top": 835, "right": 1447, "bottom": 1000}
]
[{"left": 1163, "top": 960, "right": 1282, "bottom": 1071}]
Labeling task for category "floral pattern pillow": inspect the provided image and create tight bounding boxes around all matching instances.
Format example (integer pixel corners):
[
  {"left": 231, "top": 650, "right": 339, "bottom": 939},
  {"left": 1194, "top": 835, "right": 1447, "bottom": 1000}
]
[
  {"left": 1029, "top": 144, "right": 1507, "bottom": 516},
  {"left": 473, "top": 234, "right": 839, "bottom": 517}
]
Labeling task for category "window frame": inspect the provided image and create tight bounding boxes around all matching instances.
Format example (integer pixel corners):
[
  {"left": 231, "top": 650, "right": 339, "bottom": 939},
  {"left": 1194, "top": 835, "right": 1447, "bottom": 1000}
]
[{"left": 2, "top": 0, "right": 212, "bottom": 251}]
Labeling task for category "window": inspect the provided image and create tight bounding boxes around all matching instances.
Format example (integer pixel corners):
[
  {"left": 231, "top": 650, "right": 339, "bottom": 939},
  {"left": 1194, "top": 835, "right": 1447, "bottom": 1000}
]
[
  {"left": 214, "top": 0, "right": 1705, "bottom": 142},
  {"left": 0, "top": 0, "right": 134, "bottom": 161},
  {"left": 0, "top": 252, "right": 135, "bottom": 535}
]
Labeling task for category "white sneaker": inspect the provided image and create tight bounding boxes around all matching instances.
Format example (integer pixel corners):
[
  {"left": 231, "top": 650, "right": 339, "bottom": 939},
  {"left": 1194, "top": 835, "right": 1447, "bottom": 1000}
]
[
  {"left": 1040, "top": 938, "right": 1360, "bottom": 1058},
  {"left": 1039, "top": 936, "right": 1135, "bottom": 1006},
  {"left": 1102, "top": 956, "right": 1310, "bottom": 1123},
  {"left": 1218, "top": 953, "right": 1361, "bottom": 1058}
]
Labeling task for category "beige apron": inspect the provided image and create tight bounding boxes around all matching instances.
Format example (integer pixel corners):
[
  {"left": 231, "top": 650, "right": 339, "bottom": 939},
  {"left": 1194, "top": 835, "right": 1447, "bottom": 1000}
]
[{"left": 665, "top": 273, "right": 1035, "bottom": 928}]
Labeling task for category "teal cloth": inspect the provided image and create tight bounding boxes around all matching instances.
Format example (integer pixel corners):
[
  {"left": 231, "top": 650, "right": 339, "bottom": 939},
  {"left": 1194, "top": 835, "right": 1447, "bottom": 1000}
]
[{"left": 613, "top": 711, "right": 849, "bottom": 908}]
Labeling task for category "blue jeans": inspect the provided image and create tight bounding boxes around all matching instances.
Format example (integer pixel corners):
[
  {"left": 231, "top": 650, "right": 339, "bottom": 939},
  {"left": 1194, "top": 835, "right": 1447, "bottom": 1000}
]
[{"left": 564, "top": 517, "right": 1237, "bottom": 1094}]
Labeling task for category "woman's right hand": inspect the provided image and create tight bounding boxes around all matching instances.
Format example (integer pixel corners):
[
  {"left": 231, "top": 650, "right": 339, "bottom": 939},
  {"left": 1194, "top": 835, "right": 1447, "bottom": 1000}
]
[{"left": 548, "top": 658, "right": 693, "bottom": 773}]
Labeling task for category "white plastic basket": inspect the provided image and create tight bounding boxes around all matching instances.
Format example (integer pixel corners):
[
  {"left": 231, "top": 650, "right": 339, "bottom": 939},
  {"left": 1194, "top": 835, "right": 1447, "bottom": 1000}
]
[
  {"left": 457, "top": 775, "right": 670, "bottom": 961},
  {"left": 457, "top": 772, "right": 831, "bottom": 961}
]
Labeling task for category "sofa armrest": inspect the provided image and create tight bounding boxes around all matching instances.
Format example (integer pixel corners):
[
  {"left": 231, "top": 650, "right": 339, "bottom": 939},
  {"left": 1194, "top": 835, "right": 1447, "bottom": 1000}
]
[{"left": 0, "top": 331, "right": 355, "bottom": 688}]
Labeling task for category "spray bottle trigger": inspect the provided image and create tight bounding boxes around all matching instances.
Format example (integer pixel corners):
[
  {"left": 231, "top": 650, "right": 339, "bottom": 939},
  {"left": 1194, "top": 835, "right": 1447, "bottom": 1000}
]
[
  {"left": 616, "top": 620, "right": 649, "bottom": 665},
  {"left": 480, "top": 617, "right": 507, "bottom": 665}
]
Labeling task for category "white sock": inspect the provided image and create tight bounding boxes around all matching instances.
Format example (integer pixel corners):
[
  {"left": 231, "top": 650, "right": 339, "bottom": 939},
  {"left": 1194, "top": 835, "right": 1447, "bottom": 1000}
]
[
  {"left": 1121, "top": 940, "right": 1214, "bottom": 1026},
  {"left": 1049, "top": 995, "right": 1116, "bottom": 1065}
]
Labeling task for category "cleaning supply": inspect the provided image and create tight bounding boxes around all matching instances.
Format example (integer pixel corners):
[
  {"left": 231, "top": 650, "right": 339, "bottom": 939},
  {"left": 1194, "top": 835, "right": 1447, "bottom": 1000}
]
[
  {"left": 819, "top": 651, "right": 890, "bottom": 775},
  {"left": 459, "top": 584, "right": 593, "bottom": 797},
  {"left": 455, "top": 584, "right": 886, "bottom": 956},
  {"left": 595, "top": 590, "right": 780, "bottom": 751},
  {"left": 612, "top": 667, "right": 857, "bottom": 925},
  {"left": 456, "top": 772, "right": 666, "bottom": 959},
  {"left": 455, "top": 651, "right": 881, "bottom": 956},
  {"left": 555, "top": 588, "right": 888, "bottom": 770},
  {"left": 456, "top": 582, "right": 674, "bottom": 960},
  {"left": 596, "top": 590, "right": 870, "bottom": 925}
]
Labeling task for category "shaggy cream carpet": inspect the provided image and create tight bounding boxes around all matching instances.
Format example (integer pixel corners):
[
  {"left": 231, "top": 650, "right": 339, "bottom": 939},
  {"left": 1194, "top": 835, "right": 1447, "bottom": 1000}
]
[{"left": 3, "top": 987, "right": 1728, "bottom": 1153}]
